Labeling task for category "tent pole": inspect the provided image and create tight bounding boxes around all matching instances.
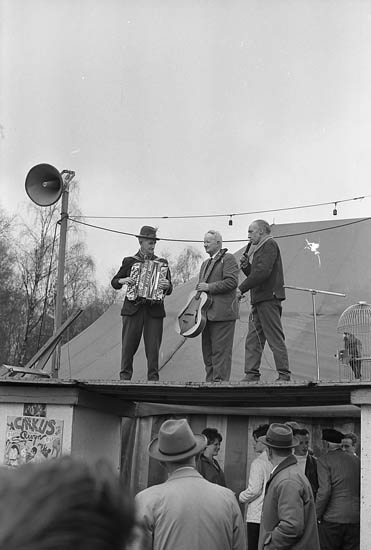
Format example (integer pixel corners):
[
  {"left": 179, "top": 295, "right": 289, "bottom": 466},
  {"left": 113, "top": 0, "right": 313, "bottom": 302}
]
[{"left": 284, "top": 285, "right": 346, "bottom": 381}]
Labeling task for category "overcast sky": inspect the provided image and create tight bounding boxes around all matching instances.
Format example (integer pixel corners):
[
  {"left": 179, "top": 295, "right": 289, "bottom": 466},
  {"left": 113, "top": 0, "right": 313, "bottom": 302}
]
[{"left": 1, "top": 0, "right": 371, "bottom": 285}]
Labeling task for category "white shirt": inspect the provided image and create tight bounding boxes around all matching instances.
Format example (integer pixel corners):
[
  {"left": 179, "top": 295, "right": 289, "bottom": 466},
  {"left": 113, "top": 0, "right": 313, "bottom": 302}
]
[
  {"left": 239, "top": 450, "right": 273, "bottom": 524},
  {"left": 295, "top": 454, "right": 307, "bottom": 476}
]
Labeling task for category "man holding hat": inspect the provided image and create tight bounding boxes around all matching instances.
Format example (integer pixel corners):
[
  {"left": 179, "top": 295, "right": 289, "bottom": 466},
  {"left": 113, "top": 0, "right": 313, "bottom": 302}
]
[
  {"left": 316, "top": 428, "right": 360, "bottom": 550},
  {"left": 258, "top": 423, "right": 320, "bottom": 550},
  {"left": 111, "top": 226, "right": 172, "bottom": 381},
  {"left": 135, "top": 418, "right": 245, "bottom": 550}
]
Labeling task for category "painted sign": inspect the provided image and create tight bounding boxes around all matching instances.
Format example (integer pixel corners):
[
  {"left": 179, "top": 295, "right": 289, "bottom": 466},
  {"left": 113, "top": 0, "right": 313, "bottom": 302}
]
[{"left": 4, "top": 416, "right": 64, "bottom": 467}]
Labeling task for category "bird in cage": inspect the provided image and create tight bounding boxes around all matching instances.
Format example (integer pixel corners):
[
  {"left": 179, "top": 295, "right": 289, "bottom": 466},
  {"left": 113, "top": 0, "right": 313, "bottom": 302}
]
[{"left": 342, "top": 332, "right": 362, "bottom": 379}]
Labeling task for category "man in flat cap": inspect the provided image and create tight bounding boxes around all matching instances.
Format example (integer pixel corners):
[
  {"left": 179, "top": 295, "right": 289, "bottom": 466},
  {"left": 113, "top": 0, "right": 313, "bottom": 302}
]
[
  {"left": 135, "top": 418, "right": 245, "bottom": 550},
  {"left": 258, "top": 423, "right": 320, "bottom": 550},
  {"left": 316, "top": 428, "right": 360, "bottom": 550},
  {"left": 111, "top": 226, "right": 172, "bottom": 381}
]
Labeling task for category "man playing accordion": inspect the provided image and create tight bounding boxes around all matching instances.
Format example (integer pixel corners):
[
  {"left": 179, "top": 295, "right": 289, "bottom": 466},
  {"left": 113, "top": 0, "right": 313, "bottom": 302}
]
[{"left": 111, "top": 226, "right": 172, "bottom": 381}]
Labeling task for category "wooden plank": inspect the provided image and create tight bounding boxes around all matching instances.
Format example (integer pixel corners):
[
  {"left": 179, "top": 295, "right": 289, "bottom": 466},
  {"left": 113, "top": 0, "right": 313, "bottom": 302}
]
[
  {"left": 134, "top": 402, "right": 360, "bottom": 418},
  {"left": 131, "top": 417, "right": 153, "bottom": 493},
  {"left": 351, "top": 388, "right": 371, "bottom": 405}
]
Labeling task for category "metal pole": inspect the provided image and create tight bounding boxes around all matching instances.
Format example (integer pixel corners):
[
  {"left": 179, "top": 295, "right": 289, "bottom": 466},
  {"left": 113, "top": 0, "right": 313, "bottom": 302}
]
[
  {"left": 51, "top": 171, "right": 74, "bottom": 378},
  {"left": 284, "top": 285, "right": 346, "bottom": 381},
  {"left": 311, "top": 291, "right": 320, "bottom": 380}
]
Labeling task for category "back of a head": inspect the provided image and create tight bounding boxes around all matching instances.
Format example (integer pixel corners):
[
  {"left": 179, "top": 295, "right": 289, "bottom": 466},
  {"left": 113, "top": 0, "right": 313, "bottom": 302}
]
[
  {"left": 0, "top": 456, "right": 135, "bottom": 550},
  {"left": 252, "top": 424, "right": 269, "bottom": 439}
]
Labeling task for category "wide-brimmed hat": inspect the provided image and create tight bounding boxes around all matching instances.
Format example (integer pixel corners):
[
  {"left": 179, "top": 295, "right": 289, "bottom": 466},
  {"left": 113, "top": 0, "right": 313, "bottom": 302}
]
[
  {"left": 148, "top": 419, "right": 207, "bottom": 462},
  {"left": 322, "top": 428, "right": 344, "bottom": 444},
  {"left": 136, "top": 225, "right": 159, "bottom": 241},
  {"left": 260, "top": 423, "right": 299, "bottom": 449}
]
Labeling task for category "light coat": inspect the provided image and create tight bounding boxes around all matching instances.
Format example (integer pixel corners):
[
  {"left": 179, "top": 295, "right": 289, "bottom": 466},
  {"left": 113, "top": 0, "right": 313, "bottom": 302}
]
[
  {"left": 258, "top": 454, "right": 320, "bottom": 550},
  {"left": 136, "top": 467, "right": 245, "bottom": 550}
]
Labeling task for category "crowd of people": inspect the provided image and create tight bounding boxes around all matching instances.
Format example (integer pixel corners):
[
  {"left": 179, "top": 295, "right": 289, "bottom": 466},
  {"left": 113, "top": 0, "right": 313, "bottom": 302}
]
[
  {"left": 135, "top": 419, "right": 360, "bottom": 550},
  {"left": 0, "top": 418, "right": 360, "bottom": 550},
  {"left": 133, "top": 419, "right": 360, "bottom": 550},
  {"left": 112, "top": 219, "right": 290, "bottom": 382}
]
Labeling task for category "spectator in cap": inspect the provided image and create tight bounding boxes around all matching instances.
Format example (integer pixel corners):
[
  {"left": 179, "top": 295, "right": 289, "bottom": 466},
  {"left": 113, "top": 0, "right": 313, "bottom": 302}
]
[
  {"left": 316, "top": 428, "right": 360, "bottom": 550},
  {"left": 111, "top": 225, "right": 172, "bottom": 381},
  {"left": 258, "top": 423, "right": 320, "bottom": 550},
  {"left": 259, "top": 424, "right": 320, "bottom": 550},
  {"left": 135, "top": 418, "right": 245, "bottom": 550},
  {"left": 341, "top": 432, "right": 358, "bottom": 456},
  {"left": 239, "top": 424, "right": 272, "bottom": 550}
]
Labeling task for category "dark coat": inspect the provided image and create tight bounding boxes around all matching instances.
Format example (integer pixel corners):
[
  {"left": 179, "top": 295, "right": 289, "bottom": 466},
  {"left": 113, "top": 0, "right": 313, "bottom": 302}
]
[
  {"left": 239, "top": 239, "right": 285, "bottom": 305},
  {"left": 305, "top": 454, "right": 319, "bottom": 500},
  {"left": 258, "top": 454, "right": 320, "bottom": 550},
  {"left": 111, "top": 253, "right": 172, "bottom": 318},
  {"left": 197, "top": 453, "right": 226, "bottom": 487},
  {"left": 316, "top": 448, "right": 360, "bottom": 524},
  {"left": 199, "top": 249, "right": 239, "bottom": 322}
]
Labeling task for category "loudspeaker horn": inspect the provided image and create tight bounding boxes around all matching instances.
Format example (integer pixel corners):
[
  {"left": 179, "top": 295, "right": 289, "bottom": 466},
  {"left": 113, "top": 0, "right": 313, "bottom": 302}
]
[{"left": 25, "top": 163, "right": 64, "bottom": 207}]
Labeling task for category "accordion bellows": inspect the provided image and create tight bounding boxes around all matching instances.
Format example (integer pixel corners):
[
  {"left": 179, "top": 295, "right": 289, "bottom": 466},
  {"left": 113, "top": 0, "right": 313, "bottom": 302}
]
[{"left": 126, "top": 260, "right": 169, "bottom": 302}]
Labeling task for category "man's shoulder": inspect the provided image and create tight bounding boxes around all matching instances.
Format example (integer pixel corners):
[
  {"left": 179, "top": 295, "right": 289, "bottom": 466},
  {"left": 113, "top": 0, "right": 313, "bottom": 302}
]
[
  {"left": 275, "top": 463, "right": 310, "bottom": 489},
  {"left": 122, "top": 254, "right": 141, "bottom": 265},
  {"left": 220, "top": 251, "right": 238, "bottom": 266},
  {"left": 253, "top": 451, "right": 269, "bottom": 465},
  {"left": 258, "top": 238, "right": 280, "bottom": 254}
]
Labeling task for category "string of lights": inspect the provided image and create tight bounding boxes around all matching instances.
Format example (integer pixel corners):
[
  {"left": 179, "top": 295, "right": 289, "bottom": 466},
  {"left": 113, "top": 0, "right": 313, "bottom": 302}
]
[
  {"left": 69, "top": 216, "right": 371, "bottom": 244},
  {"left": 70, "top": 194, "right": 370, "bottom": 222}
]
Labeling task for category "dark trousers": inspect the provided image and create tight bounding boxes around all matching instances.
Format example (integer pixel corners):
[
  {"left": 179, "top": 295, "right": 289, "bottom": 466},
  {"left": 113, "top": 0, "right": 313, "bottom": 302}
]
[
  {"left": 247, "top": 522, "right": 260, "bottom": 550},
  {"left": 244, "top": 299, "right": 290, "bottom": 379},
  {"left": 202, "top": 320, "right": 236, "bottom": 381},
  {"left": 121, "top": 307, "right": 163, "bottom": 381},
  {"left": 318, "top": 521, "right": 360, "bottom": 550}
]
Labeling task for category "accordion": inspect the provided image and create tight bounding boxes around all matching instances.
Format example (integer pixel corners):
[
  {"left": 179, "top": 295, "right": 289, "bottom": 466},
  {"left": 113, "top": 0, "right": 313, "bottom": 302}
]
[{"left": 126, "top": 260, "right": 169, "bottom": 302}]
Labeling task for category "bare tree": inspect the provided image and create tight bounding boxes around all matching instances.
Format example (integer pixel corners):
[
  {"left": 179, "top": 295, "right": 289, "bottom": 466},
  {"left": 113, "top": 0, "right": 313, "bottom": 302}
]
[
  {"left": 0, "top": 208, "right": 24, "bottom": 365},
  {"left": 169, "top": 246, "right": 203, "bottom": 287}
]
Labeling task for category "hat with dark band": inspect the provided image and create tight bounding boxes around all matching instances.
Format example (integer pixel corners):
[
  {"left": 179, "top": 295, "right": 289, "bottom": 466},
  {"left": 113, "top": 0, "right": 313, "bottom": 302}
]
[
  {"left": 148, "top": 419, "right": 207, "bottom": 462},
  {"left": 260, "top": 423, "right": 299, "bottom": 449}
]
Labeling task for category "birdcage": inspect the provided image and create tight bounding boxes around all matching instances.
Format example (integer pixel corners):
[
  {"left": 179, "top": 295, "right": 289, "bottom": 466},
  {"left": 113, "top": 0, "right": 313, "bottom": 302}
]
[{"left": 337, "top": 301, "right": 371, "bottom": 381}]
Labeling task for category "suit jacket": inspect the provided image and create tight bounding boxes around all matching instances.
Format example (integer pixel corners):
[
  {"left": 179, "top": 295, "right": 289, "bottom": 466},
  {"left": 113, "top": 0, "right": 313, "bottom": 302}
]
[
  {"left": 258, "top": 455, "right": 320, "bottom": 550},
  {"left": 239, "top": 239, "right": 285, "bottom": 305},
  {"left": 199, "top": 248, "right": 239, "bottom": 322},
  {"left": 315, "top": 448, "right": 360, "bottom": 523},
  {"left": 305, "top": 454, "right": 319, "bottom": 500},
  {"left": 111, "top": 253, "right": 172, "bottom": 318},
  {"left": 135, "top": 467, "right": 245, "bottom": 550}
]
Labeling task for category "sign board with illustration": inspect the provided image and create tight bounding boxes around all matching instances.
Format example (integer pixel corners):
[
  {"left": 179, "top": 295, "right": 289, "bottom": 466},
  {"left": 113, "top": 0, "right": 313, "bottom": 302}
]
[{"left": 4, "top": 416, "right": 64, "bottom": 467}]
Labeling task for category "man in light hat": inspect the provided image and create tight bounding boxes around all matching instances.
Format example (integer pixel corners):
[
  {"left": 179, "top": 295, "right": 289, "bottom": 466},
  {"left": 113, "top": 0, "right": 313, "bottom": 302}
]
[
  {"left": 111, "top": 226, "right": 172, "bottom": 381},
  {"left": 258, "top": 423, "right": 320, "bottom": 550},
  {"left": 135, "top": 419, "right": 245, "bottom": 550},
  {"left": 316, "top": 428, "right": 360, "bottom": 550}
]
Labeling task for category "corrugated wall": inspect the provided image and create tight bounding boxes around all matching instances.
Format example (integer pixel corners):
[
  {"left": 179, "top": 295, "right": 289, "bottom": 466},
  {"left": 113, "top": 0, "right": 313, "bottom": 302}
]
[{"left": 121, "top": 411, "right": 360, "bottom": 496}]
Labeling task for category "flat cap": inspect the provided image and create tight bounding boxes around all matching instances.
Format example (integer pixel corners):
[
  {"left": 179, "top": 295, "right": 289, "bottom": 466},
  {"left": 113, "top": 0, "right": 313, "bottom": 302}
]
[{"left": 322, "top": 428, "right": 344, "bottom": 444}]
